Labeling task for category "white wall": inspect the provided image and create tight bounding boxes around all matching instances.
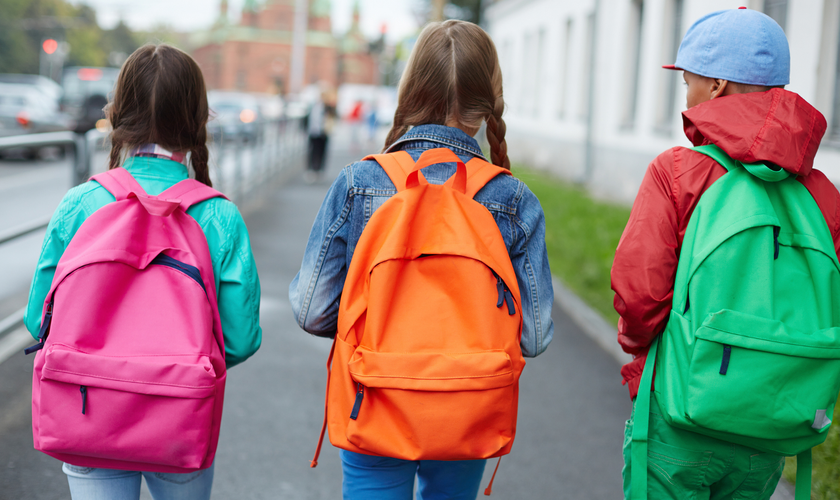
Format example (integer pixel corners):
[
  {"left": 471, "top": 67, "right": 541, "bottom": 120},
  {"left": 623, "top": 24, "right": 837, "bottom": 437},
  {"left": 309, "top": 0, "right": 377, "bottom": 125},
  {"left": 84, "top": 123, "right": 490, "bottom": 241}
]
[{"left": 487, "top": 0, "right": 840, "bottom": 204}]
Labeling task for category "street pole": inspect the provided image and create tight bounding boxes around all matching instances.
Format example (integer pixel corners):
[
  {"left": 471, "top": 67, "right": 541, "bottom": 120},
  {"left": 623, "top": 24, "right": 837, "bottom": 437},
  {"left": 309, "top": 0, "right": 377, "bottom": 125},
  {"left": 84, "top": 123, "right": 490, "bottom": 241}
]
[
  {"left": 431, "top": 0, "right": 446, "bottom": 22},
  {"left": 290, "top": 0, "right": 308, "bottom": 95}
]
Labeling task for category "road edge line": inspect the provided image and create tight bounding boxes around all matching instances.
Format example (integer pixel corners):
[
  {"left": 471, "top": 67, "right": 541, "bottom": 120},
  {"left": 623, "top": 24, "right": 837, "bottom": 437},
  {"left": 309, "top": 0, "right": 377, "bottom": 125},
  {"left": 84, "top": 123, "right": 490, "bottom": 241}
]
[
  {"left": 0, "top": 327, "right": 33, "bottom": 365},
  {"left": 551, "top": 276, "right": 631, "bottom": 365}
]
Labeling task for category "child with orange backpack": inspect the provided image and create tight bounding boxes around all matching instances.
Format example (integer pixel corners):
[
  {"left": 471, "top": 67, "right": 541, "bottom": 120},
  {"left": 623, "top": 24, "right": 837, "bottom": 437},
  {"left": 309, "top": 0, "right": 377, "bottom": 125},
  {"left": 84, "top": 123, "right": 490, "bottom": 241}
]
[{"left": 290, "top": 20, "right": 554, "bottom": 499}]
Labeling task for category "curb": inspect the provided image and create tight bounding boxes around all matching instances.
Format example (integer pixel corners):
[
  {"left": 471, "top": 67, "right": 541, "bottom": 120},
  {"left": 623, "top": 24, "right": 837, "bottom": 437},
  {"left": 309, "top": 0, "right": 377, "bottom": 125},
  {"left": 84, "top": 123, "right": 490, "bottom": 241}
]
[{"left": 550, "top": 276, "right": 631, "bottom": 365}]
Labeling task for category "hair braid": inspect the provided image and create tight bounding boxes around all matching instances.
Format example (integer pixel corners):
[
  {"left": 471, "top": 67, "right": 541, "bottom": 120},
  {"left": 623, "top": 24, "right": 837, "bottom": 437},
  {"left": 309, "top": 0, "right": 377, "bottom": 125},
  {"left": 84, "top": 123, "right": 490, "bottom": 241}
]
[
  {"left": 108, "top": 137, "right": 123, "bottom": 170},
  {"left": 191, "top": 137, "right": 212, "bottom": 186},
  {"left": 485, "top": 97, "right": 510, "bottom": 170}
]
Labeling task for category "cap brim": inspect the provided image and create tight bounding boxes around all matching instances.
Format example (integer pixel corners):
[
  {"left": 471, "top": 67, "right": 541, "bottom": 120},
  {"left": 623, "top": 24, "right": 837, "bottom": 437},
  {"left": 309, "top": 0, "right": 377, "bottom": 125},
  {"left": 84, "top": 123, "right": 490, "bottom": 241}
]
[{"left": 662, "top": 64, "right": 681, "bottom": 70}]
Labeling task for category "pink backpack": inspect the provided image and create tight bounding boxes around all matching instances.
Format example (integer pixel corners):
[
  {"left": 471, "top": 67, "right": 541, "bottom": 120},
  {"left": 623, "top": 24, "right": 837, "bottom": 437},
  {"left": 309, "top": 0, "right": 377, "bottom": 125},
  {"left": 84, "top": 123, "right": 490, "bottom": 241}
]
[{"left": 27, "top": 168, "right": 227, "bottom": 473}]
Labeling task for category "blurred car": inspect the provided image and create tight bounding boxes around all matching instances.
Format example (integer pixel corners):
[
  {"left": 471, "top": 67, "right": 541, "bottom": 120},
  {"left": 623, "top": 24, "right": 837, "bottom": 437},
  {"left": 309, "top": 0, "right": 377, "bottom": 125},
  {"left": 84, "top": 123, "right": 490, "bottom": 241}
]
[
  {"left": 0, "top": 74, "right": 63, "bottom": 102},
  {"left": 61, "top": 66, "right": 119, "bottom": 134},
  {"left": 207, "top": 91, "right": 261, "bottom": 143},
  {"left": 0, "top": 82, "right": 73, "bottom": 159}
]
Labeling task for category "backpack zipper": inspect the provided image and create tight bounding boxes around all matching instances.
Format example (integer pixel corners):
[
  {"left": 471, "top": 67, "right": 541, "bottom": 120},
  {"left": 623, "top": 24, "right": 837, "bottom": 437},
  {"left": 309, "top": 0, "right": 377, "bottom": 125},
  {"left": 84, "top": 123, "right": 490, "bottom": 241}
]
[
  {"left": 151, "top": 254, "right": 206, "bottom": 294},
  {"left": 80, "top": 385, "right": 87, "bottom": 414},
  {"left": 350, "top": 383, "right": 364, "bottom": 420},
  {"left": 719, "top": 345, "right": 732, "bottom": 375},
  {"left": 492, "top": 271, "right": 516, "bottom": 315},
  {"left": 24, "top": 300, "right": 53, "bottom": 355}
]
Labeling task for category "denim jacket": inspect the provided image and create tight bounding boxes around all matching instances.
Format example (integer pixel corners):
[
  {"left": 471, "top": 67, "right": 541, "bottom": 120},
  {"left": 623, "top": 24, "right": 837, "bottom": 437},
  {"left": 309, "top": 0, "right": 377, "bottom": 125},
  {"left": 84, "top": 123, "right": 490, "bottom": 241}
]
[{"left": 289, "top": 124, "right": 554, "bottom": 357}]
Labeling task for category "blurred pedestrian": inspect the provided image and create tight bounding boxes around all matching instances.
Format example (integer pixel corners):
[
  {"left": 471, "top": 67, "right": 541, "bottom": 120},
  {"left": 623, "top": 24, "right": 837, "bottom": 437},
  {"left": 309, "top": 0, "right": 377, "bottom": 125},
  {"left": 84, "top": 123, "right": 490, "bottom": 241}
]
[
  {"left": 307, "top": 90, "right": 334, "bottom": 181},
  {"left": 290, "top": 20, "right": 554, "bottom": 500},
  {"left": 24, "top": 43, "right": 262, "bottom": 500},
  {"left": 613, "top": 9, "right": 840, "bottom": 500}
]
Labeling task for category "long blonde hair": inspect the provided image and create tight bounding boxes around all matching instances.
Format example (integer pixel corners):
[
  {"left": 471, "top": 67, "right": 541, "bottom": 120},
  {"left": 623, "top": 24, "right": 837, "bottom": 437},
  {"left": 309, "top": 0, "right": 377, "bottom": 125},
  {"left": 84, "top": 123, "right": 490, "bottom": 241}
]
[{"left": 384, "top": 20, "right": 509, "bottom": 170}]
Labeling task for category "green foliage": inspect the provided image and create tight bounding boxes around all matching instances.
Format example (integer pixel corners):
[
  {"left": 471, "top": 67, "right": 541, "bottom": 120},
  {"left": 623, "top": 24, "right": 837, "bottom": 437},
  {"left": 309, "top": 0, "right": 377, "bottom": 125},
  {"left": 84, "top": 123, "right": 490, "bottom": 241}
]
[
  {"left": 0, "top": 0, "right": 142, "bottom": 76},
  {"left": 783, "top": 401, "right": 840, "bottom": 499},
  {"left": 512, "top": 165, "right": 630, "bottom": 325}
]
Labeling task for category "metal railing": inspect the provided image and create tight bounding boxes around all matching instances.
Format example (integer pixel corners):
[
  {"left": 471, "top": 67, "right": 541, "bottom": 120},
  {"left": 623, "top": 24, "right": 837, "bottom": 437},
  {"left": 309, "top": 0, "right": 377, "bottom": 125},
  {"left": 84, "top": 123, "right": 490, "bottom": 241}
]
[{"left": 0, "top": 116, "right": 306, "bottom": 347}]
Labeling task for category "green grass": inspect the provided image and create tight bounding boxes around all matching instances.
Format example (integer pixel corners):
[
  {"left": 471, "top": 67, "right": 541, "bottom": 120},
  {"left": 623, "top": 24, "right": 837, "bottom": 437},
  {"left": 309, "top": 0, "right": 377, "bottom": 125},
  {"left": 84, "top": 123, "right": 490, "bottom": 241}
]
[
  {"left": 512, "top": 164, "right": 630, "bottom": 326},
  {"left": 513, "top": 164, "right": 840, "bottom": 499},
  {"left": 783, "top": 402, "right": 840, "bottom": 499}
]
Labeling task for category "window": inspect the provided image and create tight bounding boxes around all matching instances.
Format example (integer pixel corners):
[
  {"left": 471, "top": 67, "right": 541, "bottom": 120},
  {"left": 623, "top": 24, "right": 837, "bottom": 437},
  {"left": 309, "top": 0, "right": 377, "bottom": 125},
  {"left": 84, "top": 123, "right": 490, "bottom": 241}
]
[
  {"left": 622, "top": 0, "right": 645, "bottom": 128},
  {"left": 764, "top": 0, "right": 789, "bottom": 31},
  {"left": 579, "top": 12, "right": 595, "bottom": 120},
  {"left": 533, "top": 28, "right": 546, "bottom": 117},
  {"left": 558, "top": 18, "right": 573, "bottom": 118}
]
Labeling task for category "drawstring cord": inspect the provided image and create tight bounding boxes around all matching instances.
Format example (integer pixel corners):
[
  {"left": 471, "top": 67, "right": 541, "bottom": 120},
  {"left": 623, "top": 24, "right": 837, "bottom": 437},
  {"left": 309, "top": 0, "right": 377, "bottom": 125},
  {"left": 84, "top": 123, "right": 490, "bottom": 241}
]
[
  {"left": 484, "top": 456, "right": 502, "bottom": 495},
  {"left": 311, "top": 338, "right": 336, "bottom": 468}
]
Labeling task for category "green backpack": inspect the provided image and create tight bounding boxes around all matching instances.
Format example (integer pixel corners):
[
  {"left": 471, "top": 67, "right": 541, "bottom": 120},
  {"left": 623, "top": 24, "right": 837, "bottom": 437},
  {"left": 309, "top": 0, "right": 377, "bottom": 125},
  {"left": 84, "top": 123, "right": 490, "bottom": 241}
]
[{"left": 629, "top": 145, "right": 840, "bottom": 500}]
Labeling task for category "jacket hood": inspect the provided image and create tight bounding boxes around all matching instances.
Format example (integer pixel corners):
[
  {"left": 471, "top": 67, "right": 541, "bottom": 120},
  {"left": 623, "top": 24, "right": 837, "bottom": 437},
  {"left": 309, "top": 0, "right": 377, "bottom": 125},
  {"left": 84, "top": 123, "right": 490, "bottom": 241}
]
[{"left": 682, "top": 88, "right": 826, "bottom": 176}]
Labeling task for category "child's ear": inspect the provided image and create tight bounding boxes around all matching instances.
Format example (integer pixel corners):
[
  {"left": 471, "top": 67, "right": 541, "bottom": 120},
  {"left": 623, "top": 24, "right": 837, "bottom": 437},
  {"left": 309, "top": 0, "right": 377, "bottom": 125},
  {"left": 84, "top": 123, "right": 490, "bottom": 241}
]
[{"left": 710, "top": 79, "right": 730, "bottom": 99}]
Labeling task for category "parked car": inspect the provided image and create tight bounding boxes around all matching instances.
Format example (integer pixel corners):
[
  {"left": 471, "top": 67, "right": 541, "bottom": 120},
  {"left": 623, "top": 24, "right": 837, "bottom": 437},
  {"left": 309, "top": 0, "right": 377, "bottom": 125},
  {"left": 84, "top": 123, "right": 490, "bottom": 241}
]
[
  {"left": 0, "top": 82, "right": 73, "bottom": 159},
  {"left": 61, "top": 66, "right": 119, "bottom": 134},
  {"left": 207, "top": 91, "right": 261, "bottom": 143},
  {"left": 0, "top": 74, "right": 63, "bottom": 103}
]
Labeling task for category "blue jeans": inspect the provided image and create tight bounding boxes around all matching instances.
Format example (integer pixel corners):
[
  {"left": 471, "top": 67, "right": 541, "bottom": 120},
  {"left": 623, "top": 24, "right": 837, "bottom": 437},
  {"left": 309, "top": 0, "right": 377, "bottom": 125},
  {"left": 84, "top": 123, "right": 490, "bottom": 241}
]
[
  {"left": 340, "top": 450, "right": 486, "bottom": 500},
  {"left": 63, "top": 462, "right": 214, "bottom": 500}
]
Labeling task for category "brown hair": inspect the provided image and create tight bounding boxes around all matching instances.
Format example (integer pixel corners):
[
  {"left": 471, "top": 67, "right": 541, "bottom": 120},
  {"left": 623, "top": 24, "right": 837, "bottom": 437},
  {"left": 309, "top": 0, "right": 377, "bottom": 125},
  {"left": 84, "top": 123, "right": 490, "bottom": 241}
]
[
  {"left": 384, "top": 20, "right": 509, "bottom": 170},
  {"left": 106, "top": 44, "right": 212, "bottom": 186}
]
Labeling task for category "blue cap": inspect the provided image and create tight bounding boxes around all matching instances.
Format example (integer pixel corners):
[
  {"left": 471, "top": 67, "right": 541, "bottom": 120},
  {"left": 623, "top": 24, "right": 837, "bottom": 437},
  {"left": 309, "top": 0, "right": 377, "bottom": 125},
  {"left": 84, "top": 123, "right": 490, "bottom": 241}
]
[{"left": 664, "top": 8, "right": 790, "bottom": 86}]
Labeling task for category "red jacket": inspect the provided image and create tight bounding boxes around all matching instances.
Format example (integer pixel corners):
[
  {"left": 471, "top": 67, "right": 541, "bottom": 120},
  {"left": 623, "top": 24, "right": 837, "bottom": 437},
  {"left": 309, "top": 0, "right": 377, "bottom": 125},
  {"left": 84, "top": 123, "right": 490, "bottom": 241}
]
[{"left": 611, "top": 89, "right": 840, "bottom": 400}]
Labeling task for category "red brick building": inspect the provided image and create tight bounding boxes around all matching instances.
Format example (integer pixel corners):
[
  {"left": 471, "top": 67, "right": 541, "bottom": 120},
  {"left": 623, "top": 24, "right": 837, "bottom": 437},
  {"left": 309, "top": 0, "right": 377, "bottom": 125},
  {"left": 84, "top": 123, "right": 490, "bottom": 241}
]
[{"left": 192, "top": 0, "right": 379, "bottom": 94}]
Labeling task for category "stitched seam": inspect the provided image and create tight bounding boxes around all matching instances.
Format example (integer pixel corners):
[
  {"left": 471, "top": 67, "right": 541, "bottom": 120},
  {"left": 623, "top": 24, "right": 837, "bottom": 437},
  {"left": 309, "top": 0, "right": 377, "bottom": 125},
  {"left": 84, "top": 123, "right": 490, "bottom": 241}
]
[
  {"left": 349, "top": 371, "right": 513, "bottom": 380},
  {"left": 796, "top": 105, "right": 818, "bottom": 173},
  {"left": 43, "top": 368, "right": 214, "bottom": 389},
  {"left": 386, "top": 135, "right": 487, "bottom": 159},
  {"left": 524, "top": 247, "right": 542, "bottom": 354},
  {"left": 649, "top": 462, "right": 677, "bottom": 485},
  {"left": 746, "top": 90, "right": 781, "bottom": 160}
]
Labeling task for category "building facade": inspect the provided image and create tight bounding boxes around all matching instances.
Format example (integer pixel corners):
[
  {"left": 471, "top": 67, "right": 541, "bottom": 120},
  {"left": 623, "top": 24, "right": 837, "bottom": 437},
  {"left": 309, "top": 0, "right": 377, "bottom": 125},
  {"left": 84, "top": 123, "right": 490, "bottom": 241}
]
[
  {"left": 486, "top": 0, "right": 840, "bottom": 203},
  {"left": 192, "top": 0, "right": 379, "bottom": 94}
]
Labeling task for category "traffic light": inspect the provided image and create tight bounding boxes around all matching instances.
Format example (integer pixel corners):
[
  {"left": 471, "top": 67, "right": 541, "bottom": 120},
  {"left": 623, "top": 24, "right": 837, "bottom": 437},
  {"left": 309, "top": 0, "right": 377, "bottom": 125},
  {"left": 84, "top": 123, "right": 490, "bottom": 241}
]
[{"left": 42, "top": 39, "right": 58, "bottom": 55}]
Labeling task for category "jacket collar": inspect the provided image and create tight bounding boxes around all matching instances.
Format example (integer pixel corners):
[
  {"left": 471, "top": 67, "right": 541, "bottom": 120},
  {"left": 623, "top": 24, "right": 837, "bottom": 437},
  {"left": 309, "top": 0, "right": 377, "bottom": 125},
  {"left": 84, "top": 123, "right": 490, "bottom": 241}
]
[
  {"left": 385, "top": 124, "right": 487, "bottom": 160},
  {"left": 121, "top": 155, "right": 190, "bottom": 183}
]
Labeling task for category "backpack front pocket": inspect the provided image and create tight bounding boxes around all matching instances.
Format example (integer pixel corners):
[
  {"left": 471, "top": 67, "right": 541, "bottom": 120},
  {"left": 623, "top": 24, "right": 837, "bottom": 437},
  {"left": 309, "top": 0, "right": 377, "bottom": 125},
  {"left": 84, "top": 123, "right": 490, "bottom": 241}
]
[
  {"left": 37, "top": 346, "right": 217, "bottom": 469},
  {"left": 345, "top": 347, "right": 516, "bottom": 460},
  {"left": 684, "top": 310, "right": 840, "bottom": 452}
]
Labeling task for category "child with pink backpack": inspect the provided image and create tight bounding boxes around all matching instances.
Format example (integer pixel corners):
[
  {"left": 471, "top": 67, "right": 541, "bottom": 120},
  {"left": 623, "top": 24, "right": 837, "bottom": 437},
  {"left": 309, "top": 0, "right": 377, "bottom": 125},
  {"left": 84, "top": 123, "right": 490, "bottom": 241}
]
[{"left": 23, "top": 44, "right": 262, "bottom": 500}]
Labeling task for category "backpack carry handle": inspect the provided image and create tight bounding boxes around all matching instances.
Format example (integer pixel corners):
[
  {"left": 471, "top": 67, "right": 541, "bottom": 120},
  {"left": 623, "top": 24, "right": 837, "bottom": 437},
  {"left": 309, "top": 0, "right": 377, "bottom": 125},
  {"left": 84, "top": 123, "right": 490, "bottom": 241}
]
[{"left": 406, "top": 148, "right": 468, "bottom": 194}]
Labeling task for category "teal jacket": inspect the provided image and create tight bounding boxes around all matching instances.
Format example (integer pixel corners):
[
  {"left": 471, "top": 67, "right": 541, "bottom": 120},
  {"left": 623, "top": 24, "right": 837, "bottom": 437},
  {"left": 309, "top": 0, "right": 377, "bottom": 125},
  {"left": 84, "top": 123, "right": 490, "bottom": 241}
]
[{"left": 24, "top": 156, "right": 262, "bottom": 368}]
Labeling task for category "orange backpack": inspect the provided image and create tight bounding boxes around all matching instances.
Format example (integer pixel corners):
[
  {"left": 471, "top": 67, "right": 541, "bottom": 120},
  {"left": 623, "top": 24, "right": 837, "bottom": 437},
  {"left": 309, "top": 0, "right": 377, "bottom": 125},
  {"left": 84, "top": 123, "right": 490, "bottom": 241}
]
[{"left": 311, "top": 148, "right": 525, "bottom": 479}]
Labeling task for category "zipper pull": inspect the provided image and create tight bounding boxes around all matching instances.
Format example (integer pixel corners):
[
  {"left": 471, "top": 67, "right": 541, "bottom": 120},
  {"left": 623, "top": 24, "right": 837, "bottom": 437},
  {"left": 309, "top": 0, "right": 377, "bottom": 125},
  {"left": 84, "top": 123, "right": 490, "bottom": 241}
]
[
  {"left": 773, "top": 226, "right": 780, "bottom": 260},
  {"left": 25, "top": 301, "right": 53, "bottom": 355},
  {"left": 494, "top": 273, "right": 504, "bottom": 308},
  {"left": 349, "top": 383, "right": 364, "bottom": 420},
  {"left": 80, "top": 386, "right": 87, "bottom": 415},
  {"left": 719, "top": 345, "right": 732, "bottom": 375},
  {"left": 504, "top": 289, "right": 516, "bottom": 316}
]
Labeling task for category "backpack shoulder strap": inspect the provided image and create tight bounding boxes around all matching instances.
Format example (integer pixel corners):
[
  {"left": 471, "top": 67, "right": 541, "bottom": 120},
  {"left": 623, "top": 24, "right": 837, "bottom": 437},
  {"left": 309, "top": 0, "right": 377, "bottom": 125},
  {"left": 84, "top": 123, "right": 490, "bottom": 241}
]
[
  {"left": 463, "top": 158, "right": 512, "bottom": 198},
  {"left": 90, "top": 168, "right": 147, "bottom": 201},
  {"left": 692, "top": 144, "right": 790, "bottom": 182},
  {"left": 158, "top": 179, "right": 228, "bottom": 211},
  {"left": 363, "top": 151, "right": 415, "bottom": 192}
]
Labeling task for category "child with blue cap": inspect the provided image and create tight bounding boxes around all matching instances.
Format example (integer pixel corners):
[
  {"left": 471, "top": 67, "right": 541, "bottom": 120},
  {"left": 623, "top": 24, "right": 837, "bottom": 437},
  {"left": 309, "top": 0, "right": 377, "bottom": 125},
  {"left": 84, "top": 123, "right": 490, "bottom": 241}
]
[{"left": 612, "top": 7, "right": 840, "bottom": 500}]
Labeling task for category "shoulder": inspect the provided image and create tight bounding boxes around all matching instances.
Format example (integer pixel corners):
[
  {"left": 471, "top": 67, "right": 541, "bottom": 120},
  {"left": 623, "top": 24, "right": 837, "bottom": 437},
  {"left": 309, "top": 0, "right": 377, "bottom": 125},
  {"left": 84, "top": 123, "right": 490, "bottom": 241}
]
[
  {"left": 476, "top": 171, "right": 528, "bottom": 216},
  {"left": 798, "top": 168, "right": 840, "bottom": 238},
  {"left": 343, "top": 159, "right": 397, "bottom": 195}
]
